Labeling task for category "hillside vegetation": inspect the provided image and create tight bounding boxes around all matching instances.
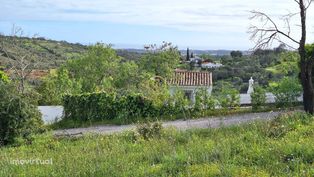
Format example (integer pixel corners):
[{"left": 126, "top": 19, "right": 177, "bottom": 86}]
[
  {"left": 0, "top": 35, "right": 88, "bottom": 69},
  {"left": 0, "top": 36, "right": 301, "bottom": 107},
  {"left": 1, "top": 112, "right": 313, "bottom": 176},
  {"left": 0, "top": 35, "right": 147, "bottom": 69}
]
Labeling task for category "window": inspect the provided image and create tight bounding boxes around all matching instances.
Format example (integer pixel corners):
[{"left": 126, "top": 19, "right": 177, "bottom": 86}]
[{"left": 184, "top": 90, "right": 193, "bottom": 101}]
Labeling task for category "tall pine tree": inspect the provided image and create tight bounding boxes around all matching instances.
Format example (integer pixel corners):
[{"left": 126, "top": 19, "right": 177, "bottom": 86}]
[{"left": 186, "top": 48, "right": 190, "bottom": 61}]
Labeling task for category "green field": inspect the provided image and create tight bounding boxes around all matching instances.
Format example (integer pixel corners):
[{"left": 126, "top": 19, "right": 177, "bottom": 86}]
[{"left": 1, "top": 112, "right": 313, "bottom": 176}]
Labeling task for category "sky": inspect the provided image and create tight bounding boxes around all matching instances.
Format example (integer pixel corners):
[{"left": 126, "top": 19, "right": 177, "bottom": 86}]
[{"left": 0, "top": 0, "right": 313, "bottom": 50}]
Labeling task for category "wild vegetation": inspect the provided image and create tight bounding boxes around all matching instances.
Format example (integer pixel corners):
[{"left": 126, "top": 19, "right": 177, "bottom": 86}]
[
  {"left": 0, "top": 33, "right": 305, "bottom": 108},
  {"left": 271, "top": 77, "right": 303, "bottom": 108},
  {"left": 0, "top": 34, "right": 303, "bottom": 94},
  {"left": 0, "top": 35, "right": 305, "bottom": 141},
  {"left": 54, "top": 88, "right": 248, "bottom": 129},
  {"left": 251, "top": 86, "right": 267, "bottom": 111},
  {"left": 0, "top": 35, "right": 87, "bottom": 69},
  {"left": 1, "top": 112, "right": 313, "bottom": 176},
  {"left": 212, "top": 46, "right": 300, "bottom": 93},
  {"left": 0, "top": 72, "right": 44, "bottom": 146},
  {"left": 12, "top": 40, "right": 299, "bottom": 129},
  {"left": 0, "top": 1, "right": 313, "bottom": 176},
  {"left": 249, "top": 0, "right": 314, "bottom": 113},
  {"left": 37, "top": 42, "right": 180, "bottom": 105}
]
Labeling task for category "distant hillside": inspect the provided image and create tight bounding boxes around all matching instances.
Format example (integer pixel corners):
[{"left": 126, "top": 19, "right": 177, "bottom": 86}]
[
  {"left": 0, "top": 36, "right": 145, "bottom": 69},
  {"left": 0, "top": 35, "right": 246, "bottom": 70},
  {"left": 179, "top": 49, "right": 250, "bottom": 56},
  {"left": 0, "top": 35, "right": 88, "bottom": 69},
  {"left": 120, "top": 49, "right": 249, "bottom": 56}
]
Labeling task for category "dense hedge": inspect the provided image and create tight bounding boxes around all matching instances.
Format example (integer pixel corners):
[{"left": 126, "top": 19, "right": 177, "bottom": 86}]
[
  {"left": 62, "top": 90, "right": 242, "bottom": 122},
  {"left": 63, "top": 92, "right": 158, "bottom": 121}
]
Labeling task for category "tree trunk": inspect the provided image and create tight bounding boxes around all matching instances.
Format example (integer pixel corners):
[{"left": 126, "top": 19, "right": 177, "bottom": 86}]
[
  {"left": 298, "top": 0, "right": 314, "bottom": 114},
  {"left": 300, "top": 60, "right": 314, "bottom": 114}
]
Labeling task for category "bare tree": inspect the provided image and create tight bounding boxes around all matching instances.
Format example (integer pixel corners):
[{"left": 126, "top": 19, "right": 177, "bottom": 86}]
[
  {"left": 0, "top": 25, "right": 42, "bottom": 94},
  {"left": 249, "top": 0, "right": 314, "bottom": 113}
]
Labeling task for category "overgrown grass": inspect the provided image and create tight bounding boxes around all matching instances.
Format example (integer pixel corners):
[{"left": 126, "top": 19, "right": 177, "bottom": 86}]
[{"left": 1, "top": 111, "right": 313, "bottom": 176}]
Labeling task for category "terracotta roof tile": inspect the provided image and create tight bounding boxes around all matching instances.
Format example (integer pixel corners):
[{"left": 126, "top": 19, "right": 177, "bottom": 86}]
[{"left": 169, "top": 70, "right": 212, "bottom": 86}]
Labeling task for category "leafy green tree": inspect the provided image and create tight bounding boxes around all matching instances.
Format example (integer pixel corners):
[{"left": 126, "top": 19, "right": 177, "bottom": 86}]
[
  {"left": 194, "top": 91, "right": 203, "bottom": 112},
  {"left": 230, "top": 51, "right": 243, "bottom": 58},
  {"left": 166, "top": 89, "right": 190, "bottom": 115},
  {"left": 38, "top": 68, "right": 82, "bottom": 105},
  {"left": 251, "top": 86, "right": 266, "bottom": 110},
  {"left": 65, "top": 43, "right": 120, "bottom": 93},
  {"left": 194, "top": 88, "right": 216, "bottom": 112},
  {"left": 38, "top": 43, "right": 148, "bottom": 104},
  {"left": 214, "top": 81, "right": 240, "bottom": 109},
  {"left": 280, "top": 52, "right": 299, "bottom": 76},
  {"left": 268, "top": 51, "right": 299, "bottom": 77},
  {"left": 137, "top": 74, "right": 170, "bottom": 109},
  {"left": 139, "top": 42, "right": 180, "bottom": 78},
  {"left": 271, "top": 77, "right": 302, "bottom": 107},
  {"left": 65, "top": 43, "right": 149, "bottom": 94},
  {"left": 115, "top": 61, "right": 144, "bottom": 94}
]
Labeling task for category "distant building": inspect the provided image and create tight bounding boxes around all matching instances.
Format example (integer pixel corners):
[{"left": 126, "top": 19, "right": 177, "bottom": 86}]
[
  {"left": 189, "top": 56, "right": 203, "bottom": 70},
  {"left": 186, "top": 55, "right": 223, "bottom": 70},
  {"left": 201, "top": 62, "right": 223, "bottom": 69},
  {"left": 168, "top": 70, "right": 213, "bottom": 103},
  {"left": 190, "top": 56, "right": 203, "bottom": 63}
]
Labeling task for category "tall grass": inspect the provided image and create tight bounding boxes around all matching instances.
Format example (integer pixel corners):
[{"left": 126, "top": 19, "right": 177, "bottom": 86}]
[{"left": 1, "top": 112, "right": 313, "bottom": 176}]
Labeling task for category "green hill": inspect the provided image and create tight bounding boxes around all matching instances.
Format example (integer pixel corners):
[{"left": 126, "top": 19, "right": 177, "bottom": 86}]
[
  {"left": 0, "top": 35, "right": 146, "bottom": 69},
  {"left": 0, "top": 35, "right": 88, "bottom": 69}
]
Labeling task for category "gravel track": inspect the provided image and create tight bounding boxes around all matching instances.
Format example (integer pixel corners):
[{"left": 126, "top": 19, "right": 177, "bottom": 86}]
[{"left": 54, "top": 111, "right": 283, "bottom": 136}]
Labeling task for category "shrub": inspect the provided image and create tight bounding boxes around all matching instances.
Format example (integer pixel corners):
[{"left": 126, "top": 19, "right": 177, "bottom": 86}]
[
  {"left": 251, "top": 86, "right": 266, "bottom": 110},
  {"left": 38, "top": 68, "right": 82, "bottom": 105},
  {"left": 215, "top": 82, "right": 240, "bottom": 109},
  {"left": 194, "top": 88, "right": 216, "bottom": 113},
  {"left": 62, "top": 89, "right": 197, "bottom": 123},
  {"left": 271, "top": 77, "right": 302, "bottom": 107},
  {"left": 117, "top": 93, "right": 156, "bottom": 119},
  {"left": 135, "top": 122, "right": 163, "bottom": 140},
  {"left": 63, "top": 92, "right": 157, "bottom": 121},
  {"left": 267, "top": 112, "right": 313, "bottom": 138},
  {"left": 63, "top": 92, "right": 116, "bottom": 121},
  {"left": 165, "top": 89, "right": 190, "bottom": 116},
  {"left": 0, "top": 83, "right": 44, "bottom": 146}
]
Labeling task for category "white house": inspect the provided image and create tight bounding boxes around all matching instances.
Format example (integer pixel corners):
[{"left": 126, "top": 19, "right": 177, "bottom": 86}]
[
  {"left": 188, "top": 56, "right": 223, "bottom": 69},
  {"left": 201, "top": 62, "right": 223, "bottom": 69},
  {"left": 169, "top": 70, "right": 213, "bottom": 103}
]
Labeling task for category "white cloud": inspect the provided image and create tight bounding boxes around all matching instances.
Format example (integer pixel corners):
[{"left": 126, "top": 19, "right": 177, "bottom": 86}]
[{"left": 1, "top": 0, "right": 314, "bottom": 47}]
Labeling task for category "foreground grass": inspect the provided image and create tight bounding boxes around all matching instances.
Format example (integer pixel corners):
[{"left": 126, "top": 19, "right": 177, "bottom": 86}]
[{"left": 1, "top": 112, "right": 314, "bottom": 176}]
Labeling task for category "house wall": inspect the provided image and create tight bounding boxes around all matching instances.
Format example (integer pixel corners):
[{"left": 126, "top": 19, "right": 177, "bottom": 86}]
[{"left": 169, "top": 86, "right": 213, "bottom": 103}]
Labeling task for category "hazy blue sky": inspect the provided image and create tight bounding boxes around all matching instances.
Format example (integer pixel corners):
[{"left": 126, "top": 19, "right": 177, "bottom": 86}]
[{"left": 1, "top": 0, "right": 313, "bottom": 50}]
